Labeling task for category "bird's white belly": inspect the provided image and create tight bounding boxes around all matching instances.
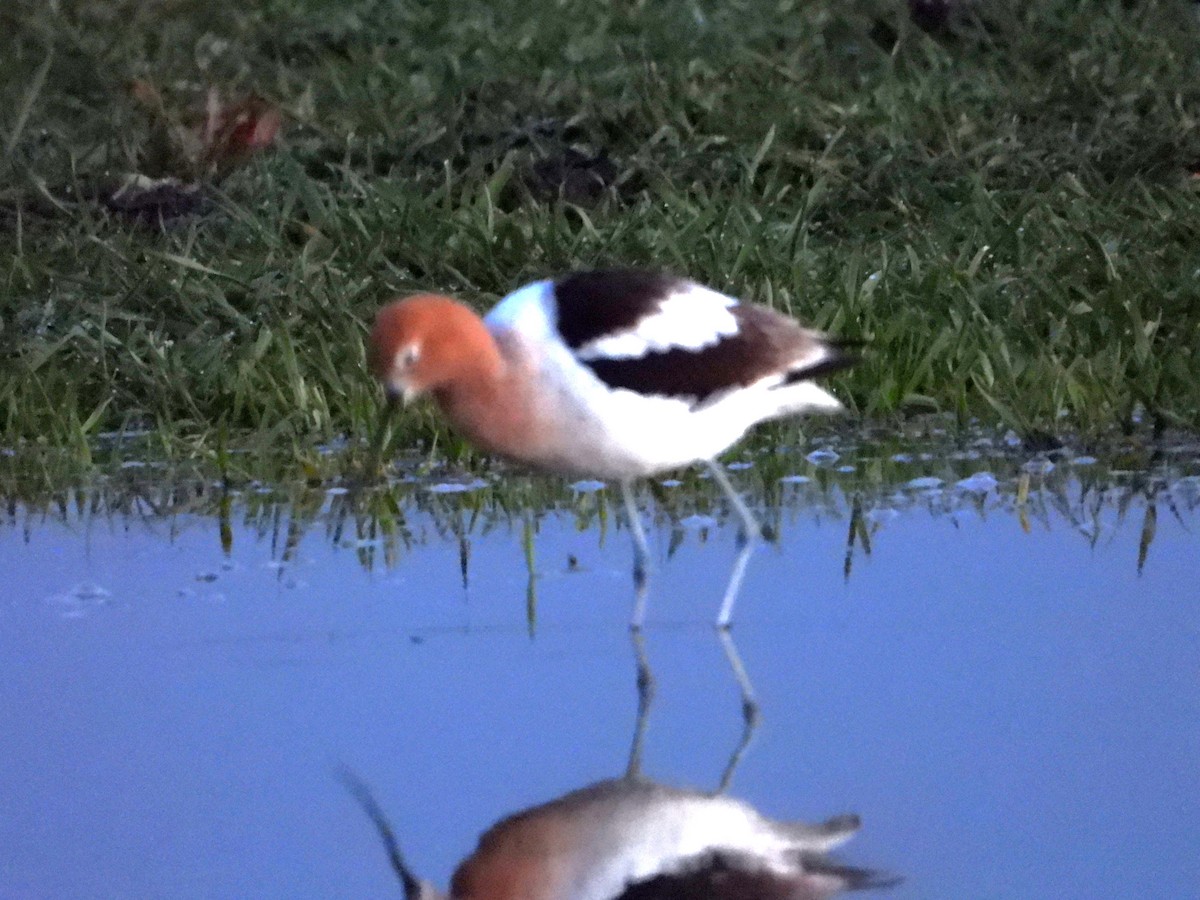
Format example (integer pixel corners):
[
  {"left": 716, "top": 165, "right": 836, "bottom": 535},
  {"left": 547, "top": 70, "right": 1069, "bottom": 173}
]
[{"left": 524, "top": 374, "right": 750, "bottom": 478}]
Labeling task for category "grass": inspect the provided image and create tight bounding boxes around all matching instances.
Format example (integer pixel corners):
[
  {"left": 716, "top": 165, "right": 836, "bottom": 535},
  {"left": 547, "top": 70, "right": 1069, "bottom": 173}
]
[{"left": 2, "top": 0, "right": 1200, "bottom": 468}]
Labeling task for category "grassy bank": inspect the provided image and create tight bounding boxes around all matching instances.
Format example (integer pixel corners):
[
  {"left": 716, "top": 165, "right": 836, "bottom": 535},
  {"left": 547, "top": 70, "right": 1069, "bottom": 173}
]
[{"left": 2, "top": 0, "right": 1200, "bottom": 465}]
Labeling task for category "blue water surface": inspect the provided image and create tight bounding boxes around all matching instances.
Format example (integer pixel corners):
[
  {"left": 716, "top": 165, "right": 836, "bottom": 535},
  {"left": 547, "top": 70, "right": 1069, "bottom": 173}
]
[{"left": 1, "top": 451, "right": 1198, "bottom": 899}]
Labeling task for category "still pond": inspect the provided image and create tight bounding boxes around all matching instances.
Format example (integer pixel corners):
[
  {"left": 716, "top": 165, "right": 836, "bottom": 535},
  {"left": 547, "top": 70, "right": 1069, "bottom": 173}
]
[{"left": 2, "top": 431, "right": 1198, "bottom": 898}]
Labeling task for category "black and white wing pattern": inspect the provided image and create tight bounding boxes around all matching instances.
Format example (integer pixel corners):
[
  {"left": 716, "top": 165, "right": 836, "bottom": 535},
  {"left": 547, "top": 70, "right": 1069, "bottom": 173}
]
[
  {"left": 550, "top": 269, "right": 854, "bottom": 406},
  {"left": 616, "top": 852, "right": 900, "bottom": 900}
]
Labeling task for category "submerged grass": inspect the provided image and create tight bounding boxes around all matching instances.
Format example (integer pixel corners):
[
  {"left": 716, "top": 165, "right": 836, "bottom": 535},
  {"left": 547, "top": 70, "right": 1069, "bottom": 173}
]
[
  {"left": 2, "top": 0, "right": 1200, "bottom": 466},
  {"left": 4, "top": 427, "right": 1196, "bottom": 592}
]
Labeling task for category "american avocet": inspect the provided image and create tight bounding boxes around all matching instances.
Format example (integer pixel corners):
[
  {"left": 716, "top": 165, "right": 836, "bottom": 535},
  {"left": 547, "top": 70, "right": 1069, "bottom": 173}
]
[
  {"left": 345, "top": 773, "right": 897, "bottom": 900},
  {"left": 369, "top": 269, "right": 854, "bottom": 625}
]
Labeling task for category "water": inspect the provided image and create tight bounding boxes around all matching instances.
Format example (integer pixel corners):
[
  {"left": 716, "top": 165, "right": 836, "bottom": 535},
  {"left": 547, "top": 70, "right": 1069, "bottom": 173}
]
[{"left": 2, "top": 440, "right": 1198, "bottom": 898}]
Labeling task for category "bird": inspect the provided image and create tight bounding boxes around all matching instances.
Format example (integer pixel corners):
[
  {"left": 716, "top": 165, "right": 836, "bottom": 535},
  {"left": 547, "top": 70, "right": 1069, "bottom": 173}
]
[
  {"left": 343, "top": 772, "right": 899, "bottom": 900},
  {"left": 368, "top": 269, "right": 855, "bottom": 625}
]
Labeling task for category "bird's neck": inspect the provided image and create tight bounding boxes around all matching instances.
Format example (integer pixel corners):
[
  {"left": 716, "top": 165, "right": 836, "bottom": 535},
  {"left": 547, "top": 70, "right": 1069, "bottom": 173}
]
[{"left": 432, "top": 330, "right": 533, "bottom": 459}]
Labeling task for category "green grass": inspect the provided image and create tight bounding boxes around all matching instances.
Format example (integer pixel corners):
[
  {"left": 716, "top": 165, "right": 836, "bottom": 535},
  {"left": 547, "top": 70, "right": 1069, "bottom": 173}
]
[{"left": 2, "top": 0, "right": 1200, "bottom": 466}]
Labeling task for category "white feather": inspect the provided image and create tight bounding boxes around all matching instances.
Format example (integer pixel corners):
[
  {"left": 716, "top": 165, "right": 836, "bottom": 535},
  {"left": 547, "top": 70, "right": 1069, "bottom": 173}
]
[
  {"left": 484, "top": 279, "right": 557, "bottom": 338},
  {"left": 575, "top": 283, "right": 738, "bottom": 360}
]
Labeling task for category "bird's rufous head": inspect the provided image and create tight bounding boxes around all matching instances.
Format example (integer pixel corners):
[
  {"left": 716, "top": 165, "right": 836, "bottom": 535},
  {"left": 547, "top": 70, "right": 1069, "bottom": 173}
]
[{"left": 368, "top": 294, "right": 489, "bottom": 405}]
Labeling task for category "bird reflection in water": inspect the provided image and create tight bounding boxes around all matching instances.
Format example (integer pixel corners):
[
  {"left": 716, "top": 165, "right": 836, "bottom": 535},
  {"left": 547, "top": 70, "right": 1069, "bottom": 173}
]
[{"left": 343, "top": 631, "right": 899, "bottom": 899}]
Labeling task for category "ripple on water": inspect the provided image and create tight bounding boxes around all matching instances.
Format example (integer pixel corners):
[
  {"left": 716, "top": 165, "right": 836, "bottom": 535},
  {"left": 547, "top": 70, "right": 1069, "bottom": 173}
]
[
  {"left": 570, "top": 480, "right": 607, "bottom": 493},
  {"left": 779, "top": 474, "right": 811, "bottom": 484},
  {"left": 905, "top": 476, "right": 943, "bottom": 490},
  {"left": 1022, "top": 459, "right": 1056, "bottom": 475},
  {"left": 427, "top": 479, "right": 489, "bottom": 494},
  {"left": 956, "top": 472, "right": 999, "bottom": 493},
  {"left": 43, "top": 582, "right": 113, "bottom": 619}
]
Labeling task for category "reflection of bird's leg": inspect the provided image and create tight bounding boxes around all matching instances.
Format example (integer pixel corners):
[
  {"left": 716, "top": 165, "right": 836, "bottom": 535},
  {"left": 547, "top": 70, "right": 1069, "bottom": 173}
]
[
  {"left": 621, "top": 481, "right": 652, "bottom": 629},
  {"left": 705, "top": 460, "right": 760, "bottom": 628},
  {"left": 715, "top": 628, "right": 761, "bottom": 794},
  {"left": 624, "top": 627, "right": 760, "bottom": 795},
  {"left": 625, "top": 629, "right": 656, "bottom": 780}
]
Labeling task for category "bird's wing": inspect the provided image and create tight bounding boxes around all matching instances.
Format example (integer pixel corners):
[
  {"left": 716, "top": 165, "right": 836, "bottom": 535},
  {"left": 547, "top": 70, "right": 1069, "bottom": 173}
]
[{"left": 551, "top": 270, "right": 849, "bottom": 405}]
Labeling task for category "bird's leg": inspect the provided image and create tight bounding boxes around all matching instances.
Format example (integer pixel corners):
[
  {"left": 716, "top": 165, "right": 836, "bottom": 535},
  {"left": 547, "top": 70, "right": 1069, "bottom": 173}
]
[
  {"left": 705, "top": 459, "right": 762, "bottom": 628},
  {"left": 715, "top": 540, "right": 755, "bottom": 628},
  {"left": 620, "top": 480, "right": 652, "bottom": 629},
  {"left": 705, "top": 459, "right": 762, "bottom": 546}
]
